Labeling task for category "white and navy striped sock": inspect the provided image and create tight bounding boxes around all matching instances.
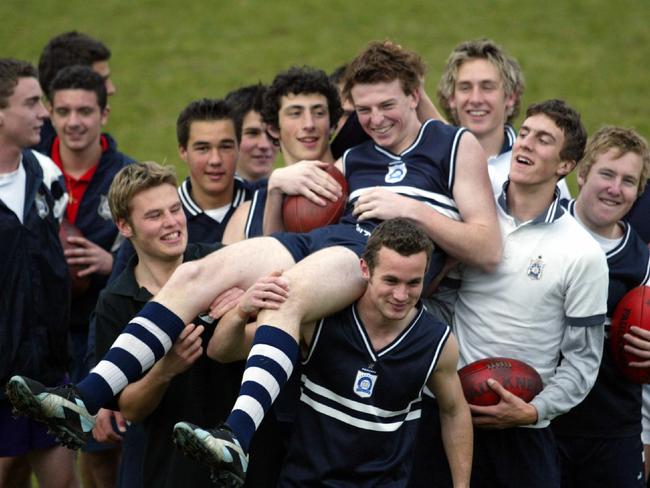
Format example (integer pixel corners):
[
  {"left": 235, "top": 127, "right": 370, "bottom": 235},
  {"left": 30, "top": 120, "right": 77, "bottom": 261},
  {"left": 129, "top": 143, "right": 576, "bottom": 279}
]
[
  {"left": 226, "top": 325, "right": 299, "bottom": 452},
  {"left": 77, "top": 301, "right": 184, "bottom": 414}
]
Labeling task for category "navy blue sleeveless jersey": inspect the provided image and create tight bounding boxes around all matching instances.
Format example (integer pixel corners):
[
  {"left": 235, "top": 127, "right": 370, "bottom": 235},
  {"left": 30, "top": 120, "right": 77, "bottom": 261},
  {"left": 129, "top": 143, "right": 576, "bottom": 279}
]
[
  {"left": 340, "top": 119, "right": 465, "bottom": 278},
  {"left": 278, "top": 303, "right": 451, "bottom": 487},
  {"left": 553, "top": 200, "right": 650, "bottom": 437},
  {"left": 243, "top": 186, "right": 267, "bottom": 239},
  {"left": 626, "top": 186, "right": 650, "bottom": 244}
]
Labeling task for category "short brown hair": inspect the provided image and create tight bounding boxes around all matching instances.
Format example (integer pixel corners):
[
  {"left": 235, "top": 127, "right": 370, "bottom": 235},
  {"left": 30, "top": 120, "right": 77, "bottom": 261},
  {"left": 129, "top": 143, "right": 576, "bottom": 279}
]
[
  {"left": 342, "top": 40, "right": 425, "bottom": 102},
  {"left": 578, "top": 126, "right": 650, "bottom": 194},
  {"left": 0, "top": 58, "right": 37, "bottom": 109},
  {"left": 108, "top": 161, "right": 177, "bottom": 223},
  {"left": 362, "top": 218, "right": 433, "bottom": 273},
  {"left": 525, "top": 99, "right": 587, "bottom": 164}
]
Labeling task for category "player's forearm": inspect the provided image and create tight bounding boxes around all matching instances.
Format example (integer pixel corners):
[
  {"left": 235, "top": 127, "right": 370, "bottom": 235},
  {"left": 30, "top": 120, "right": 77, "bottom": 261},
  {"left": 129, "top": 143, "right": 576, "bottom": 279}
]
[
  {"left": 207, "top": 311, "right": 251, "bottom": 362},
  {"left": 409, "top": 200, "right": 501, "bottom": 272},
  {"left": 262, "top": 187, "right": 286, "bottom": 235},
  {"left": 118, "top": 363, "right": 172, "bottom": 422},
  {"left": 439, "top": 405, "right": 473, "bottom": 488},
  {"left": 531, "top": 324, "right": 603, "bottom": 422}
]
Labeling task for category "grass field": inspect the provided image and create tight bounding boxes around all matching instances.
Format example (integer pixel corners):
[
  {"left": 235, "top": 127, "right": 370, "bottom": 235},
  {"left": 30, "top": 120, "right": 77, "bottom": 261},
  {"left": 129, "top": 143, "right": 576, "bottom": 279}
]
[{"left": 2, "top": 0, "right": 649, "bottom": 193}]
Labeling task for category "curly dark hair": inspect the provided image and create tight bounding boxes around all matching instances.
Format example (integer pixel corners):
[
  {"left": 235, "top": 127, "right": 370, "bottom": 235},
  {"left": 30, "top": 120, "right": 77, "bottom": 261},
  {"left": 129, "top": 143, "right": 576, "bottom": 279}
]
[
  {"left": 261, "top": 66, "right": 342, "bottom": 131},
  {"left": 49, "top": 65, "right": 107, "bottom": 110}
]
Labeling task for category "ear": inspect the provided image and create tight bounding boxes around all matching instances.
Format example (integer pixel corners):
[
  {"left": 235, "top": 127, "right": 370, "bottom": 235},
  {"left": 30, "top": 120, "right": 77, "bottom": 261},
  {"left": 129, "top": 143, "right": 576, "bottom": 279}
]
[
  {"left": 266, "top": 124, "right": 280, "bottom": 140},
  {"left": 360, "top": 258, "right": 371, "bottom": 281},
  {"left": 178, "top": 144, "right": 188, "bottom": 162},
  {"left": 116, "top": 218, "right": 134, "bottom": 239},
  {"left": 447, "top": 94, "right": 457, "bottom": 111},
  {"left": 557, "top": 159, "right": 577, "bottom": 178},
  {"left": 408, "top": 89, "right": 420, "bottom": 110},
  {"left": 504, "top": 92, "right": 517, "bottom": 117},
  {"left": 100, "top": 106, "right": 110, "bottom": 126}
]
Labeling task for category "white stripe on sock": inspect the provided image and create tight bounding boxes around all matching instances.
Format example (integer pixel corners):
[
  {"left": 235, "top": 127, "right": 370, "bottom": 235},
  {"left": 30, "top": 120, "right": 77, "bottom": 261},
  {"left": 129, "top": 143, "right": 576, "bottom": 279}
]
[
  {"left": 248, "top": 343, "right": 294, "bottom": 377},
  {"left": 241, "top": 366, "right": 281, "bottom": 400},
  {"left": 232, "top": 395, "right": 265, "bottom": 429},
  {"left": 130, "top": 315, "right": 173, "bottom": 353},
  {"left": 112, "top": 333, "right": 156, "bottom": 371},
  {"left": 92, "top": 360, "right": 128, "bottom": 395}
]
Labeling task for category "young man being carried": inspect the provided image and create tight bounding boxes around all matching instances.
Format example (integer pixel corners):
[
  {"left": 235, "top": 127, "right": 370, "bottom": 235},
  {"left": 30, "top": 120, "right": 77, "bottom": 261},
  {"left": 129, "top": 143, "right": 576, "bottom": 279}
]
[
  {"left": 552, "top": 126, "right": 650, "bottom": 487},
  {"left": 8, "top": 41, "right": 500, "bottom": 486},
  {"left": 209, "top": 219, "right": 472, "bottom": 487}
]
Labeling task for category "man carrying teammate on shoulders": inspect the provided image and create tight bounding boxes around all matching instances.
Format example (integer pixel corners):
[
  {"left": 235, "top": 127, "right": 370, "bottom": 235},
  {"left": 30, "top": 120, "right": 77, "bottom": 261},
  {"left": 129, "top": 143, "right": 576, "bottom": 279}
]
[
  {"left": 7, "top": 41, "right": 500, "bottom": 487},
  {"left": 210, "top": 219, "right": 473, "bottom": 487}
]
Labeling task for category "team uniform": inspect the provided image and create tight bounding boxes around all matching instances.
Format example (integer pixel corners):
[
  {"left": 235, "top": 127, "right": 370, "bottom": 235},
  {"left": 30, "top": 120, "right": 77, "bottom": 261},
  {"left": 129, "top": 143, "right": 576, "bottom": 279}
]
[
  {"left": 626, "top": 187, "right": 650, "bottom": 243},
  {"left": 274, "top": 119, "right": 466, "bottom": 283},
  {"left": 278, "top": 303, "right": 450, "bottom": 487},
  {"left": 553, "top": 200, "right": 650, "bottom": 488},
  {"left": 488, "top": 125, "right": 572, "bottom": 199},
  {"left": 453, "top": 185, "right": 608, "bottom": 487},
  {"left": 0, "top": 150, "right": 69, "bottom": 456}
]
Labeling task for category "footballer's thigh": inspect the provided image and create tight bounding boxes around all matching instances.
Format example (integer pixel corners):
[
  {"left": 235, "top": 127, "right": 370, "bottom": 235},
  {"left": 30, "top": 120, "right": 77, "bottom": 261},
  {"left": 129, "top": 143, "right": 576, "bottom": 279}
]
[
  {"left": 258, "top": 245, "right": 365, "bottom": 336},
  {"left": 155, "top": 236, "right": 296, "bottom": 323}
]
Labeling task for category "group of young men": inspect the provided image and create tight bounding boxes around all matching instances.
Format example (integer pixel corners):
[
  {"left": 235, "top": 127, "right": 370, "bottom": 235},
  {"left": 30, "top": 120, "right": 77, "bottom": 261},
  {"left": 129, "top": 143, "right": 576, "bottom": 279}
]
[{"left": 1, "top": 30, "right": 649, "bottom": 488}]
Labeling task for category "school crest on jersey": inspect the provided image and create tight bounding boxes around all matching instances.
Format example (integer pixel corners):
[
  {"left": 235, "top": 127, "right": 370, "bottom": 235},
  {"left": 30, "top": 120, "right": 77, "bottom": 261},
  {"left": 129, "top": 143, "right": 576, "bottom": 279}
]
[
  {"left": 35, "top": 192, "right": 50, "bottom": 219},
  {"left": 527, "top": 256, "right": 545, "bottom": 280},
  {"left": 385, "top": 160, "right": 407, "bottom": 184},
  {"left": 353, "top": 368, "right": 377, "bottom": 398},
  {"left": 97, "top": 194, "right": 112, "bottom": 220}
]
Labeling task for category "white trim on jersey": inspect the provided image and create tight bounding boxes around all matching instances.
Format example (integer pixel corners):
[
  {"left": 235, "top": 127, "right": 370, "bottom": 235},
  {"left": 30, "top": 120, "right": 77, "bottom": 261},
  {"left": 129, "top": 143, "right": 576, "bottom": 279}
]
[
  {"left": 300, "top": 375, "right": 422, "bottom": 432},
  {"left": 348, "top": 186, "right": 460, "bottom": 220}
]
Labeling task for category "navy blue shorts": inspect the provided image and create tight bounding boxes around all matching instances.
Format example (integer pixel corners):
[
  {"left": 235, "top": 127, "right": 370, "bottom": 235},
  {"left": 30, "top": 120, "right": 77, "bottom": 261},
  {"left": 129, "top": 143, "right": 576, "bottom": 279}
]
[
  {"left": 472, "top": 426, "right": 560, "bottom": 488},
  {"left": 272, "top": 223, "right": 370, "bottom": 263},
  {"left": 0, "top": 400, "right": 59, "bottom": 456},
  {"left": 556, "top": 434, "right": 645, "bottom": 488}
]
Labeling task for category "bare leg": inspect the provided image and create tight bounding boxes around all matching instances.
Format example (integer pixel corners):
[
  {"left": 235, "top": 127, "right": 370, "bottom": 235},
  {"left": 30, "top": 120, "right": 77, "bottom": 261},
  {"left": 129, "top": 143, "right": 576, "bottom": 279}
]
[
  {"left": 79, "top": 449, "right": 121, "bottom": 488},
  {"left": 0, "top": 455, "right": 31, "bottom": 488},
  {"left": 28, "top": 445, "right": 80, "bottom": 488}
]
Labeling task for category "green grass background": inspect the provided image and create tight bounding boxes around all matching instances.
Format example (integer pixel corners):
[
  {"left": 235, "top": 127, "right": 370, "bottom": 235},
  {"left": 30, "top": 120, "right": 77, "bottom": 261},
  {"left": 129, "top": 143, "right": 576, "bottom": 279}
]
[{"left": 2, "top": 0, "right": 650, "bottom": 194}]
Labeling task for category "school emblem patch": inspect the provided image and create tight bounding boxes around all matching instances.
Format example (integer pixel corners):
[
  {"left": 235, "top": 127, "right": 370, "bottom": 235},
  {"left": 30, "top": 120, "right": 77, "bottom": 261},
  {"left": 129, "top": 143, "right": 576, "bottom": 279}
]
[
  {"left": 97, "top": 194, "right": 112, "bottom": 220},
  {"left": 527, "top": 256, "right": 544, "bottom": 280},
  {"left": 385, "top": 160, "right": 407, "bottom": 183},
  {"left": 353, "top": 368, "right": 377, "bottom": 398},
  {"left": 35, "top": 193, "right": 50, "bottom": 219}
]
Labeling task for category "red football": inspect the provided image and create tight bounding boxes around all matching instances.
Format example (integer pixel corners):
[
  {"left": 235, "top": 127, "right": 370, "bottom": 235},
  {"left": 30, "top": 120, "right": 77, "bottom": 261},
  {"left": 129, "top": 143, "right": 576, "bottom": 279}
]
[
  {"left": 459, "top": 357, "right": 543, "bottom": 406},
  {"left": 282, "top": 165, "right": 348, "bottom": 233},
  {"left": 58, "top": 218, "right": 91, "bottom": 297},
  {"left": 609, "top": 285, "right": 650, "bottom": 383}
]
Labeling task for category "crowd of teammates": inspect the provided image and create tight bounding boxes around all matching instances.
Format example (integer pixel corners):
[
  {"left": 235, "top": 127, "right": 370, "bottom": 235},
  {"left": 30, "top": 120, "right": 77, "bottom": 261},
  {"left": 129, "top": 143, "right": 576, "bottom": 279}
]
[{"left": 1, "top": 30, "right": 650, "bottom": 488}]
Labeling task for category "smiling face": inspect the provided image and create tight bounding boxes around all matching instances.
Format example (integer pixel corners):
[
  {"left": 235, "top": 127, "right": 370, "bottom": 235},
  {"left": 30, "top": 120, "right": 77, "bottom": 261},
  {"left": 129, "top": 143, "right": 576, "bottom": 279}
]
[
  {"left": 237, "top": 110, "right": 277, "bottom": 180},
  {"left": 361, "top": 246, "right": 427, "bottom": 323},
  {"left": 272, "top": 92, "right": 332, "bottom": 164},
  {"left": 0, "top": 77, "right": 48, "bottom": 149},
  {"left": 448, "top": 58, "right": 515, "bottom": 151},
  {"left": 179, "top": 119, "right": 238, "bottom": 209},
  {"left": 509, "top": 114, "right": 574, "bottom": 190},
  {"left": 351, "top": 79, "right": 420, "bottom": 154},
  {"left": 50, "top": 88, "right": 107, "bottom": 154},
  {"left": 576, "top": 148, "right": 643, "bottom": 237},
  {"left": 119, "top": 183, "right": 187, "bottom": 263}
]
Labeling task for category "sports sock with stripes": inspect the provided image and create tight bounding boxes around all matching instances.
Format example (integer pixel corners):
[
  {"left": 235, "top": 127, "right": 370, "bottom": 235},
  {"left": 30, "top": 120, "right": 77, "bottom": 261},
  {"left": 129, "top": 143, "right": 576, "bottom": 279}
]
[
  {"left": 225, "top": 324, "right": 299, "bottom": 453},
  {"left": 77, "top": 301, "right": 184, "bottom": 414}
]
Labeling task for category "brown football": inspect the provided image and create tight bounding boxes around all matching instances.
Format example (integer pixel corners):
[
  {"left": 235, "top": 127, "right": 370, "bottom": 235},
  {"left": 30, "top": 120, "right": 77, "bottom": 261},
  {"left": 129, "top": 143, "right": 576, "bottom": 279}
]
[{"left": 58, "top": 218, "right": 91, "bottom": 297}]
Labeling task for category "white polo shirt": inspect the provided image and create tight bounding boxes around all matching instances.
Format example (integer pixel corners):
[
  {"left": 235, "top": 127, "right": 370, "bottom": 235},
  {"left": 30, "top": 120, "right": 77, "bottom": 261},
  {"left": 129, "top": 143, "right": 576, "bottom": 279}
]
[{"left": 453, "top": 186, "right": 608, "bottom": 426}]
